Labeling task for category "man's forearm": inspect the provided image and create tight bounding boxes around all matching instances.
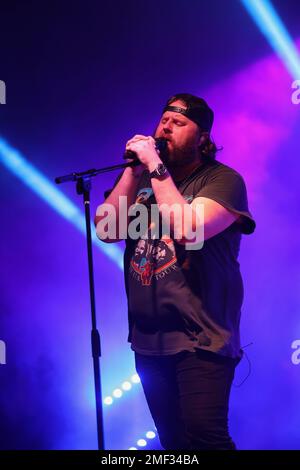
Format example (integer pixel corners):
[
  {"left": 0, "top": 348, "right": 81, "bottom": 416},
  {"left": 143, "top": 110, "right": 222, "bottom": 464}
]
[
  {"left": 103, "top": 167, "right": 141, "bottom": 209},
  {"left": 151, "top": 173, "right": 198, "bottom": 242},
  {"left": 95, "top": 167, "right": 141, "bottom": 241}
]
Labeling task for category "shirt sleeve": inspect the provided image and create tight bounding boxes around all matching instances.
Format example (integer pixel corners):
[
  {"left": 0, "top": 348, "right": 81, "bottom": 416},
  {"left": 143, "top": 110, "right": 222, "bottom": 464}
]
[{"left": 195, "top": 166, "right": 256, "bottom": 235}]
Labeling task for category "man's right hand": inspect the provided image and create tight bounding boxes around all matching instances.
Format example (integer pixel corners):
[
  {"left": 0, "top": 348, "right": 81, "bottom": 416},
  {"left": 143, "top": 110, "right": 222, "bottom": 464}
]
[{"left": 125, "top": 134, "right": 149, "bottom": 178}]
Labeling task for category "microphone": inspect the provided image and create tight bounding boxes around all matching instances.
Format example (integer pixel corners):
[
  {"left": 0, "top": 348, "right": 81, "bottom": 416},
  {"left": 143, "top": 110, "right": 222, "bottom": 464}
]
[
  {"left": 54, "top": 138, "right": 168, "bottom": 185},
  {"left": 123, "top": 137, "right": 168, "bottom": 164}
]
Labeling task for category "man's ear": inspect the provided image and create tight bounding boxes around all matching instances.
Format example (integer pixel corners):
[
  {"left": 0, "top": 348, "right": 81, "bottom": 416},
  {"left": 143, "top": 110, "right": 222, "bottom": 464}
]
[
  {"left": 200, "top": 131, "right": 209, "bottom": 142},
  {"left": 198, "top": 131, "right": 209, "bottom": 147}
]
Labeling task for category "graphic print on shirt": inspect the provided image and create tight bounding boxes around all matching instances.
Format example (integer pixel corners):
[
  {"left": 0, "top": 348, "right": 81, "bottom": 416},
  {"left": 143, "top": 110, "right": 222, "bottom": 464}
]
[
  {"left": 129, "top": 187, "right": 193, "bottom": 287},
  {"left": 135, "top": 187, "right": 153, "bottom": 204},
  {"left": 130, "top": 235, "right": 178, "bottom": 286}
]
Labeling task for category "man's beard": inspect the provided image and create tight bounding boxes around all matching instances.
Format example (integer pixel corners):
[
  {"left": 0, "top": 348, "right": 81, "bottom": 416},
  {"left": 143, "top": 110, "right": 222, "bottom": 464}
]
[{"left": 161, "top": 144, "right": 200, "bottom": 168}]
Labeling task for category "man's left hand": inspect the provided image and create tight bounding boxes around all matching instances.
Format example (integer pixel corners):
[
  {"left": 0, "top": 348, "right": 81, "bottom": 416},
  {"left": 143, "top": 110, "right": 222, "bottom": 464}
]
[{"left": 125, "top": 135, "right": 162, "bottom": 172}]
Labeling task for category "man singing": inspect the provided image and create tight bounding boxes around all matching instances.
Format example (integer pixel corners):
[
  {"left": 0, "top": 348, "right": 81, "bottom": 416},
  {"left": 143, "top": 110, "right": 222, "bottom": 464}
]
[{"left": 95, "top": 93, "right": 255, "bottom": 450}]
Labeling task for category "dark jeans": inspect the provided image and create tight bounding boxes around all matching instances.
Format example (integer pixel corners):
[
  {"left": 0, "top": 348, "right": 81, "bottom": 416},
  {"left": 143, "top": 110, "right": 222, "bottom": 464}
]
[{"left": 135, "top": 349, "right": 237, "bottom": 450}]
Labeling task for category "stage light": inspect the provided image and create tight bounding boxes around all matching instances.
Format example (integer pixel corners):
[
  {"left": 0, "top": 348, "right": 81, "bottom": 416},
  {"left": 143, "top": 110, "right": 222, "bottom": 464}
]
[
  {"left": 137, "top": 439, "right": 147, "bottom": 447},
  {"left": 103, "top": 396, "right": 113, "bottom": 405},
  {"left": 128, "top": 430, "right": 157, "bottom": 450},
  {"left": 121, "top": 381, "right": 132, "bottom": 391},
  {"left": 113, "top": 388, "right": 123, "bottom": 398},
  {"left": 131, "top": 374, "right": 141, "bottom": 384},
  {"left": 0, "top": 137, "right": 124, "bottom": 269},
  {"left": 241, "top": 0, "right": 300, "bottom": 78},
  {"left": 103, "top": 374, "right": 141, "bottom": 407}
]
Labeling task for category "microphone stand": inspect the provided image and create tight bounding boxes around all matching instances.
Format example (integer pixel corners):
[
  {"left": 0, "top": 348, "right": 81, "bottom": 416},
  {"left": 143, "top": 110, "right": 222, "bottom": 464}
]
[{"left": 55, "top": 159, "right": 137, "bottom": 450}]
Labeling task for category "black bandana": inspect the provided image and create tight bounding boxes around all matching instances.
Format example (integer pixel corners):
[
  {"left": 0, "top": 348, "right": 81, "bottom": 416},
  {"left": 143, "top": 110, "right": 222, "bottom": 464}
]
[{"left": 162, "top": 102, "right": 214, "bottom": 133}]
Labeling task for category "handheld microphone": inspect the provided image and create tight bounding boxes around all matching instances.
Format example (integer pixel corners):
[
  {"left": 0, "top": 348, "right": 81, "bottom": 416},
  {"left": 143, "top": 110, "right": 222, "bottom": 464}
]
[
  {"left": 54, "top": 138, "right": 169, "bottom": 184},
  {"left": 123, "top": 137, "right": 168, "bottom": 164}
]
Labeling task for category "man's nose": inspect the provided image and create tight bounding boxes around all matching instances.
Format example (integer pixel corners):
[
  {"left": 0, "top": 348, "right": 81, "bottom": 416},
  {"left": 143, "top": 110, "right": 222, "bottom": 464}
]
[{"left": 163, "top": 124, "right": 172, "bottom": 134}]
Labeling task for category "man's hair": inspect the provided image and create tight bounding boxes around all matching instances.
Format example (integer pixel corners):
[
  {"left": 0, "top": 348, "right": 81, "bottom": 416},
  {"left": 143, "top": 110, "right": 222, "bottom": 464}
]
[{"left": 166, "top": 93, "right": 221, "bottom": 161}]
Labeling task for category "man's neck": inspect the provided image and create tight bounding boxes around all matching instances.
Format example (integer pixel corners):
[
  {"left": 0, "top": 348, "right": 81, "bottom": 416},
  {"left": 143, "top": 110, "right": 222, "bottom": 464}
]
[{"left": 168, "top": 158, "right": 204, "bottom": 182}]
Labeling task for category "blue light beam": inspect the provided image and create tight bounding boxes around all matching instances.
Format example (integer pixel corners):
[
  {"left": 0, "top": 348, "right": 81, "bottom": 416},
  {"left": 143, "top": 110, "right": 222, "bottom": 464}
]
[
  {"left": 241, "top": 0, "right": 300, "bottom": 79},
  {"left": 0, "top": 137, "right": 124, "bottom": 269}
]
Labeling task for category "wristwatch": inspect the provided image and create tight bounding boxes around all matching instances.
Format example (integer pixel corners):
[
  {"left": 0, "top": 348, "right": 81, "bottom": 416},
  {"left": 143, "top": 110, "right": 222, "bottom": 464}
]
[{"left": 149, "top": 163, "right": 168, "bottom": 179}]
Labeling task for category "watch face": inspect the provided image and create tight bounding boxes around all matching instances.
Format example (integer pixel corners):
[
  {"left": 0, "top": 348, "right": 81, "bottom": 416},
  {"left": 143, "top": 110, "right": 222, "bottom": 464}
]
[
  {"left": 157, "top": 164, "right": 166, "bottom": 175},
  {"left": 150, "top": 163, "right": 167, "bottom": 178}
]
